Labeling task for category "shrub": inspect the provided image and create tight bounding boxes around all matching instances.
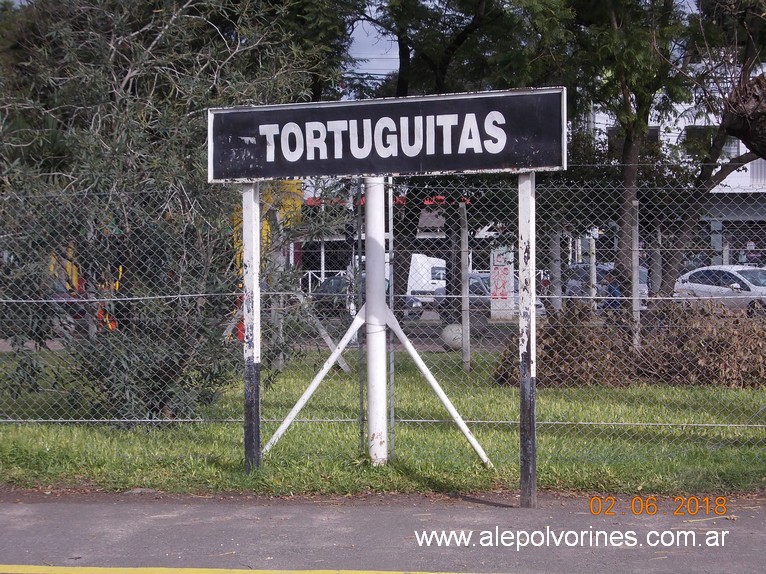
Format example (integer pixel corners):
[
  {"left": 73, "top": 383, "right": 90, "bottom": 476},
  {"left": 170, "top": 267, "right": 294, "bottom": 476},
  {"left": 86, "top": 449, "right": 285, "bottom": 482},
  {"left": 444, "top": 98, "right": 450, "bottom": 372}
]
[
  {"left": 636, "top": 302, "right": 766, "bottom": 389},
  {"left": 493, "top": 302, "right": 766, "bottom": 389},
  {"left": 494, "top": 303, "right": 633, "bottom": 387}
]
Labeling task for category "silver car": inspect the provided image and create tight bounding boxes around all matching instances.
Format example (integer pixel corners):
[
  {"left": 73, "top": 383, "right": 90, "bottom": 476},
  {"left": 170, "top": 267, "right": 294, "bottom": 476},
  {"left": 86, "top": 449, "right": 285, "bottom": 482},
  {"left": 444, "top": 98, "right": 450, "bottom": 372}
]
[{"left": 674, "top": 265, "right": 766, "bottom": 316}]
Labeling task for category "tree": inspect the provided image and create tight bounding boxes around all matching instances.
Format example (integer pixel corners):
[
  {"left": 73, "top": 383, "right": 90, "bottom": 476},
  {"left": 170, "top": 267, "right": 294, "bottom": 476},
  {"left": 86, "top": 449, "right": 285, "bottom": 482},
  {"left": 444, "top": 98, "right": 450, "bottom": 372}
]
[
  {"left": 0, "top": 0, "right": 340, "bottom": 418},
  {"left": 537, "top": 2, "right": 755, "bottom": 302},
  {"left": 358, "top": 1, "right": 573, "bottom": 321},
  {"left": 265, "top": 0, "right": 364, "bottom": 101},
  {"left": 657, "top": 1, "right": 764, "bottom": 294},
  {"left": 564, "top": 1, "right": 694, "bottom": 302},
  {"left": 712, "top": 1, "right": 766, "bottom": 158},
  {"left": 364, "top": 0, "right": 572, "bottom": 97}
]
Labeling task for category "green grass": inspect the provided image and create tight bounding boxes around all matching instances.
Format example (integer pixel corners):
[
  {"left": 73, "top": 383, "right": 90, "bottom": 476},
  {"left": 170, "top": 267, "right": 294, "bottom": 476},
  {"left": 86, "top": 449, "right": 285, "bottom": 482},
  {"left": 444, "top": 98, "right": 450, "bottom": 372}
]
[{"left": 1, "top": 350, "right": 764, "bottom": 495}]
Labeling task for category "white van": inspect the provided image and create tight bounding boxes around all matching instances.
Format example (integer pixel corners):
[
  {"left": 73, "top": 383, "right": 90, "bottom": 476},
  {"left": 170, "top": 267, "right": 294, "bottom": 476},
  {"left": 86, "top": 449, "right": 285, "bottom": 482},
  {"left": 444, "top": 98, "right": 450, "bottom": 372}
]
[{"left": 406, "top": 253, "right": 446, "bottom": 304}]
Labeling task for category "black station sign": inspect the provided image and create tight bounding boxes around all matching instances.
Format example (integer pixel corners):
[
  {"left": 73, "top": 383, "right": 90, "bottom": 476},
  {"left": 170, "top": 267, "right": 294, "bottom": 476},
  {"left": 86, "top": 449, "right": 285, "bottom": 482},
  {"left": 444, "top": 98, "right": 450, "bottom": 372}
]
[{"left": 208, "top": 88, "right": 566, "bottom": 181}]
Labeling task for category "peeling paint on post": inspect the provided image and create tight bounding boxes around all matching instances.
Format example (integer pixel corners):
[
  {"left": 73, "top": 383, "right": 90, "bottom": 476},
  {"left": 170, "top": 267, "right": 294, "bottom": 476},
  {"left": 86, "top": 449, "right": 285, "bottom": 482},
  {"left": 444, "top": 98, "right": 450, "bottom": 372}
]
[
  {"left": 242, "top": 184, "right": 261, "bottom": 473},
  {"left": 518, "top": 173, "right": 537, "bottom": 508}
]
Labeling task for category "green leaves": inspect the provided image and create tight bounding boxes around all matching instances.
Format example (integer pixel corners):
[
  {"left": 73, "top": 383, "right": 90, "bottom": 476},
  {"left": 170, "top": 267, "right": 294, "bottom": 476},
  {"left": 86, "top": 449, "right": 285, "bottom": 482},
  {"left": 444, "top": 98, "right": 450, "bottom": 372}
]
[{"left": 0, "top": 0, "right": 329, "bottom": 420}]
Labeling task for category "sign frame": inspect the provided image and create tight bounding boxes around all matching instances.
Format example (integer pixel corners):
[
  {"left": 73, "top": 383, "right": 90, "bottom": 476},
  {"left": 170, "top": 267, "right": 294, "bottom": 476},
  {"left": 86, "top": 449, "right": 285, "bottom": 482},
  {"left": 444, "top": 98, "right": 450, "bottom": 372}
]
[{"left": 208, "top": 88, "right": 566, "bottom": 182}]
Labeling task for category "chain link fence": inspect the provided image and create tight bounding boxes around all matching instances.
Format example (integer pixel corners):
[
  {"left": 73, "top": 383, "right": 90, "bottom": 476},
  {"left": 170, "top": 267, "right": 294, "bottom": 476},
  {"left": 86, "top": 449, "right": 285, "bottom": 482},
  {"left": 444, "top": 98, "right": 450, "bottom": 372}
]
[{"left": 2, "top": 170, "right": 765, "bottom": 478}]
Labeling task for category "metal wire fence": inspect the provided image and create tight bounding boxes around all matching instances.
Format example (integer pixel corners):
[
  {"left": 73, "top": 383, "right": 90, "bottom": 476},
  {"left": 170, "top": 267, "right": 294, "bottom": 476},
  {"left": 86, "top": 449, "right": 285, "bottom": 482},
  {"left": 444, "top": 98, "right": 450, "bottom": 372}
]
[{"left": 1, "top": 170, "right": 765, "bottom": 474}]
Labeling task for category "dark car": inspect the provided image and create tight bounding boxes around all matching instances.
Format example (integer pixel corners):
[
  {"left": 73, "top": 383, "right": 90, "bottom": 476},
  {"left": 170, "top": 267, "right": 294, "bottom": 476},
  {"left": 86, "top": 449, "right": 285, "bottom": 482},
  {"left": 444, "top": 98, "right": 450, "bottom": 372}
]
[
  {"left": 563, "top": 263, "right": 648, "bottom": 309},
  {"left": 434, "top": 272, "right": 546, "bottom": 318},
  {"left": 310, "top": 274, "right": 423, "bottom": 320}
]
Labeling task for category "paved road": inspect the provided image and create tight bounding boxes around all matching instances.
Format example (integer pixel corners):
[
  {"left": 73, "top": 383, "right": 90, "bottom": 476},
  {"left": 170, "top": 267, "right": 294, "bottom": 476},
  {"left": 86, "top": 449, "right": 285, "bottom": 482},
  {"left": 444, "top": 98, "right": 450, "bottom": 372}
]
[{"left": 1, "top": 487, "right": 764, "bottom": 574}]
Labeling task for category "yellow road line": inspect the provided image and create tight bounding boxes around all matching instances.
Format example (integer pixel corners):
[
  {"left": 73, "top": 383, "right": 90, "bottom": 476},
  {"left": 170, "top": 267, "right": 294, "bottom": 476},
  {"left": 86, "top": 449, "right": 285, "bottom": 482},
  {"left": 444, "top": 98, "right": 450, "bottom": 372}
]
[{"left": 1, "top": 567, "right": 453, "bottom": 574}]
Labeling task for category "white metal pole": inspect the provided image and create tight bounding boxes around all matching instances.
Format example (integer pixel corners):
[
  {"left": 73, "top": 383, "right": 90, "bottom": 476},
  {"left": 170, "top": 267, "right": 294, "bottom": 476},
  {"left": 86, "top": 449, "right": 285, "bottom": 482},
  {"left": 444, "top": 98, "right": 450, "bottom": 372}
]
[
  {"left": 320, "top": 241, "right": 326, "bottom": 283},
  {"left": 518, "top": 172, "right": 537, "bottom": 508},
  {"left": 262, "top": 307, "right": 366, "bottom": 455},
  {"left": 550, "top": 230, "right": 562, "bottom": 312},
  {"left": 387, "top": 177, "right": 397, "bottom": 459},
  {"left": 242, "top": 183, "right": 261, "bottom": 473},
  {"left": 365, "top": 176, "right": 388, "bottom": 465},
  {"left": 386, "top": 309, "right": 493, "bottom": 468}
]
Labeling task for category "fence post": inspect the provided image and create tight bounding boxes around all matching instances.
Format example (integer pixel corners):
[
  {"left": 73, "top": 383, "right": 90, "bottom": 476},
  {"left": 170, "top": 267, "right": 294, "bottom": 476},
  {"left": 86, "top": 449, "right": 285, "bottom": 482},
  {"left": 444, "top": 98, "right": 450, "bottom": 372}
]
[
  {"left": 460, "top": 202, "right": 471, "bottom": 372},
  {"left": 549, "top": 229, "right": 563, "bottom": 312},
  {"left": 632, "top": 199, "right": 641, "bottom": 349},
  {"left": 589, "top": 234, "right": 597, "bottom": 311}
]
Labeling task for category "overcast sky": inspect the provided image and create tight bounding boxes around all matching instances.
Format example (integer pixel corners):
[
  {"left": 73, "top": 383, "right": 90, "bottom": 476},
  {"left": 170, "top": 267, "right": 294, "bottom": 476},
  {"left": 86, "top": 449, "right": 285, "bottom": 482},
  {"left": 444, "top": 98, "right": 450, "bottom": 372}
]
[{"left": 349, "top": 20, "right": 398, "bottom": 77}]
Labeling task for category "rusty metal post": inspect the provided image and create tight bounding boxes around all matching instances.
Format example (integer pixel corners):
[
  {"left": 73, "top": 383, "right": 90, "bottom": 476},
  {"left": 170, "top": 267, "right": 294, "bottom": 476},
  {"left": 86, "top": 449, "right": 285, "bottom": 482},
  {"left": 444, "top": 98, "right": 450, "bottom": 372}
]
[{"left": 518, "top": 172, "right": 537, "bottom": 508}]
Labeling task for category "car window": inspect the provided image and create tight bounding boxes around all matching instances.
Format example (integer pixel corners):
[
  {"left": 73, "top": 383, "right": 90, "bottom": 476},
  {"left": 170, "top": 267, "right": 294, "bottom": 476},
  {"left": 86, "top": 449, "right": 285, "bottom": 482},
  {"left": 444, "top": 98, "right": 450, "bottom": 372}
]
[
  {"left": 316, "top": 276, "right": 345, "bottom": 294},
  {"left": 704, "top": 271, "right": 722, "bottom": 286},
  {"left": 687, "top": 270, "right": 715, "bottom": 285},
  {"left": 469, "top": 277, "right": 486, "bottom": 295},
  {"left": 718, "top": 271, "right": 744, "bottom": 288},
  {"left": 431, "top": 267, "right": 446, "bottom": 281},
  {"left": 705, "top": 271, "right": 728, "bottom": 287},
  {"left": 738, "top": 268, "right": 766, "bottom": 287}
]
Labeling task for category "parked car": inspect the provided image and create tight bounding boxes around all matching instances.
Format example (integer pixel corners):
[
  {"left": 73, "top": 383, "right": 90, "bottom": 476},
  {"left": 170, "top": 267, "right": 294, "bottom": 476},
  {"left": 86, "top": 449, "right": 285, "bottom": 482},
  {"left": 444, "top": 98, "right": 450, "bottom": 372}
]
[
  {"left": 434, "top": 272, "right": 546, "bottom": 318},
  {"left": 310, "top": 274, "right": 423, "bottom": 320},
  {"left": 563, "top": 262, "right": 648, "bottom": 309},
  {"left": 406, "top": 253, "right": 446, "bottom": 305},
  {"left": 673, "top": 265, "right": 766, "bottom": 316}
]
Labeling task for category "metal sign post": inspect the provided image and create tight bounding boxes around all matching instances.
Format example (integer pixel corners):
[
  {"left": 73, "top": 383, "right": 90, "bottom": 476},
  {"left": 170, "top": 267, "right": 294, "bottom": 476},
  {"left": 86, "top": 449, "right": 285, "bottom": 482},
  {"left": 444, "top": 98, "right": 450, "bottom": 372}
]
[
  {"left": 518, "top": 173, "right": 537, "bottom": 507},
  {"left": 364, "top": 177, "right": 388, "bottom": 464},
  {"left": 260, "top": 176, "right": 491, "bottom": 467},
  {"left": 241, "top": 183, "right": 261, "bottom": 472}
]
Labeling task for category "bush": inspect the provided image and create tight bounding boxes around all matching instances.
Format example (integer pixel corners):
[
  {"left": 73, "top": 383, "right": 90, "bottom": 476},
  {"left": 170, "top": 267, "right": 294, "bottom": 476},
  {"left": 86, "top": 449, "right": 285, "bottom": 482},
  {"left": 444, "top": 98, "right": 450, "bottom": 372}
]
[
  {"left": 493, "top": 302, "right": 766, "bottom": 389},
  {"left": 636, "top": 302, "right": 766, "bottom": 389},
  {"left": 0, "top": 0, "right": 320, "bottom": 419},
  {"left": 493, "top": 303, "right": 632, "bottom": 387},
  {"left": 65, "top": 298, "right": 238, "bottom": 420}
]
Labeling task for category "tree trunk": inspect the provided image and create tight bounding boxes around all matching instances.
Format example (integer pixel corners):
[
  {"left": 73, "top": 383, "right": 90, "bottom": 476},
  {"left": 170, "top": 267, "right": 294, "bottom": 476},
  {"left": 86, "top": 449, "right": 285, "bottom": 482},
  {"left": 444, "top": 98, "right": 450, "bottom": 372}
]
[
  {"left": 724, "top": 74, "right": 766, "bottom": 160},
  {"left": 616, "top": 132, "right": 642, "bottom": 300},
  {"left": 395, "top": 30, "right": 410, "bottom": 97}
]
